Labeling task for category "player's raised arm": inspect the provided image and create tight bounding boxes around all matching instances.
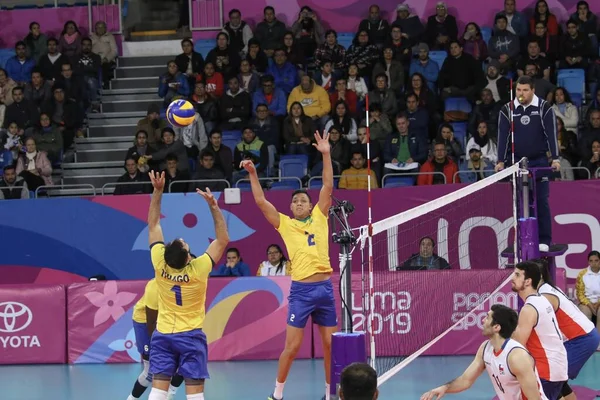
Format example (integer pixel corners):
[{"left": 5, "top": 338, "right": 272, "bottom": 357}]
[
  {"left": 508, "top": 348, "right": 543, "bottom": 400},
  {"left": 313, "top": 131, "right": 332, "bottom": 215},
  {"left": 196, "top": 187, "right": 229, "bottom": 262},
  {"left": 240, "top": 160, "right": 280, "bottom": 228},
  {"left": 147, "top": 171, "right": 165, "bottom": 245},
  {"left": 420, "top": 342, "right": 486, "bottom": 400},
  {"left": 512, "top": 305, "right": 537, "bottom": 345}
]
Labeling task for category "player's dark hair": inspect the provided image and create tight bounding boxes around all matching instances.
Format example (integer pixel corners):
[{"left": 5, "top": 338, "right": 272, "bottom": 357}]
[
  {"left": 516, "top": 76, "right": 535, "bottom": 89},
  {"left": 340, "top": 362, "right": 377, "bottom": 400},
  {"left": 3, "top": 164, "right": 16, "bottom": 173},
  {"left": 266, "top": 244, "right": 287, "bottom": 275},
  {"left": 490, "top": 304, "right": 518, "bottom": 339},
  {"left": 226, "top": 247, "right": 242, "bottom": 262},
  {"left": 165, "top": 153, "right": 178, "bottom": 163},
  {"left": 588, "top": 250, "right": 600, "bottom": 260},
  {"left": 200, "top": 150, "right": 214, "bottom": 160},
  {"left": 291, "top": 189, "right": 312, "bottom": 203},
  {"left": 164, "top": 240, "right": 189, "bottom": 269},
  {"left": 515, "top": 261, "right": 542, "bottom": 288}
]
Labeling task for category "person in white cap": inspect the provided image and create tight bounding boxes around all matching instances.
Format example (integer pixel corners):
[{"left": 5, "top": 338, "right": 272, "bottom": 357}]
[{"left": 424, "top": 1, "right": 458, "bottom": 50}]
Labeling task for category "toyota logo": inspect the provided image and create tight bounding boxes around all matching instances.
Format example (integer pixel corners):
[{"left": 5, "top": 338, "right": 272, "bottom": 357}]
[{"left": 0, "top": 302, "right": 33, "bottom": 333}]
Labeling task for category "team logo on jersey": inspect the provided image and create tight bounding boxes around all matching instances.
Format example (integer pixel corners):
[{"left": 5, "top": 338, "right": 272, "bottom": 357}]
[
  {"left": 520, "top": 115, "right": 531, "bottom": 125},
  {"left": 498, "top": 364, "right": 505, "bottom": 375}
]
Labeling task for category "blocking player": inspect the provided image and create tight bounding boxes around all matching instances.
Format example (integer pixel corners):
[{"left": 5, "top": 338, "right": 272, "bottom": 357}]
[
  {"left": 241, "top": 131, "right": 337, "bottom": 400},
  {"left": 512, "top": 261, "right": 568, "bottom": 400},
  {"left": 536, "top": 259, "right": 600, "bottom": 400},
  {"left": 421, "top": 304, "right": 547, "bottom": 400},
  {"left": 146, "top": 171, "right": 229, "bottom": 400},
  {"left": 127, "top": 278, "right": 183, "bottom": 400}
]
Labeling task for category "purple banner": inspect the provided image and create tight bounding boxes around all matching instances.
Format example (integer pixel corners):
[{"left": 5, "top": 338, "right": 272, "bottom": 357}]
[
  {"left": 0, "top": 284, "right": 66, "bottom": 364},
  {"left": 67, "top": 277, "right": 311, "bottom": 364}
]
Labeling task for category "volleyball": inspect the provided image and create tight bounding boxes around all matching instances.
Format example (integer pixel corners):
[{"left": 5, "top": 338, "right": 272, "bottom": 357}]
[{"left": 166, "top": 99, "right": 195, "bottom": 127}]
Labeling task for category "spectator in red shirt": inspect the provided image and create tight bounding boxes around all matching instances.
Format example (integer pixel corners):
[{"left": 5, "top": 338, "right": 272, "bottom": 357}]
[
  {"left": 529, "top": 0, "right": 559, "bottom": 37},
  {"left": 417, "top": 140, "right": 459, "bottom": 185},
  {"left": 200, "top": 62, "right": 224, "bottom": 99},
  {"left": 329, "top": 77, "right": 358, "bottom": 116}
]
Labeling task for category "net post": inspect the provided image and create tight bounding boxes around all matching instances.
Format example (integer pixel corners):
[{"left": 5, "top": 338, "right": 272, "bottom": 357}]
[{"left": 518, "top": 158, "right": 540, "bottom": 262}]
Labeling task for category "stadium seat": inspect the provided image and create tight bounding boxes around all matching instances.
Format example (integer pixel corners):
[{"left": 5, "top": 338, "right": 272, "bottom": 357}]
[
  {"left": 188, "top": 158, "right": 197, "bottom": 173},
  {"left": 337, "top": 33, "right": 355, "bottom": 49},
  {"left": 222, "top": 130, "right": 242, "bottom": 141},
  {"left": 557, "top": 68, "right": 585, "bottom": 81},
  {"left": 570, "top": 92, "right": 583, "bottom": 108},
  {"left": 270, "top": 180, "right": 301, "bottom": 191},
  {"left": 450, "top": 122, "right": 468, "bottom": 147},
  {"left": 222, "top": 138, "right": 238, "bottom": 152},
  {"left": 428, "top": 51, "right": 447, "bottom": 70},
  {"left": 235, "top": 181, "right": 252, "bottom": 191},
  {"left": 194, "top": 39, "right": 216, "bottom": 59},
  {"left": 383, "top": 176, "right": 416, "bottom": 187},
  {"left": 308, "top": 177, "right": 339, "bottom": 189},
  {"left": 279, "top": 155, "right": 308, "bottom": 179},
  {"left": 557, "top": 71, "right": 585, "bottom": 100},
  {"left": 480, "top": 27, "right": 492, "bottom": 45},
  {"left": 0, "top": 49, "right": 15, "bottom": 69},
  {"left": 0, "top": 150, "right": 14, "bottom": 170},
  {"left": 444, "top": 97, "right": 472, "bottom": 114}
]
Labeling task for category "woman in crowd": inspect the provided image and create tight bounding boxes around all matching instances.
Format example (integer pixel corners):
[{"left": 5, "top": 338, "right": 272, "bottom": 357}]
[
  {"left": 15, "top": 136, "right": 53, "bottom": 191},
  {"left": 257, "top": 244, "right": 291, "bottom": 276},
  {"left": 576, "top": 250, "right": 600, "bottom": 332},
  {"left": 58, "top": 20, "right": 82, "bottom": 60},
  {"left": 211, "top": 247, "right": 251, "bottom": 277},
  {"left": 466, "top": 121, "right": 497, "bottom": 164},
  {"left": 552, "top": 87, "right": 579, "bottom": 135}
]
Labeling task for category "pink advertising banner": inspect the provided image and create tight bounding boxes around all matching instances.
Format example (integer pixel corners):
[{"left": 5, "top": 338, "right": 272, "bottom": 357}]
[
  {"left": 0, "top": 284, "right": 66, "bottom": 364},
  {"left": 67, "top": 277, "right": 311, "bottom": 364},
  {"left": 314, "top": 269, "right": 567, "bottom": 358}
]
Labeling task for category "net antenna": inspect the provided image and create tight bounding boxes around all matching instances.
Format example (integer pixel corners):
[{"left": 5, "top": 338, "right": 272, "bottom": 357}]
[
  {"left": 509, "top": 79, "right": 521, "bottom": 264},
  {"left": 364, "top": 93, "right": 376, "bottom": 367}
]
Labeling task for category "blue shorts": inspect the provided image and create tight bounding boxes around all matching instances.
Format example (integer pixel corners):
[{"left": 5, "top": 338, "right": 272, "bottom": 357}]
[
  {"left": 133, "top": 321, "right": 151, "bottom": 357},
  {"left": 541, "top": 379, "right": 565, "bottom": 400},
  {"left": 149, "top": 329, "right": 209, "bottom": 380},
  {"left": 287, "top": 279, "right": 337, "bottom": 328},
  {"left": 564, "top": 329, "right": 600, "bottom": 379}
]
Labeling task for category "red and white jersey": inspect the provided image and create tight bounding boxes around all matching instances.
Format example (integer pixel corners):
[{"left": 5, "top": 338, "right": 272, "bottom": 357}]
[
  {"left": 483, "top": 339, "right": 548, "bottom": 400},
  {"left": 524, "top": 294, "right": 568, "bottom": 382},
  {"left": 538, "top": 282, "right": 595, "bottom": 340}
]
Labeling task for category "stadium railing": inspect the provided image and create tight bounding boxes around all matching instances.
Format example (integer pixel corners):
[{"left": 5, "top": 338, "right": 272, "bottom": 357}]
[
  {"left": 381, "top": 172, "right": 447, "bottom": 187},
  {"left": 35, "top": 184, "right": 97, "bottom": 198},
  {"left": 88, "top": 0, "right": 122, "bottom": 35},
  {"left": 235, "top": 177, "right": 303, "bottom": 190},
  {"left": 452, "top": 170, "right": 496, "bottom": 183},
  {"left": 567, "top": 166, "right": 591, "bottom": 179},
  {"left": 100, "top": 181, "right": 151, "bottom": 195},
  {"left": 168, "top": 179, "right": 231, "bottom": 193}
]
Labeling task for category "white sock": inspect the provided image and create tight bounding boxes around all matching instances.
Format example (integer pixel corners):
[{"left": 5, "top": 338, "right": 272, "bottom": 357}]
[
  {"left": 127, "top": 395, "right": 136, "bottom": 400},
  {"left": 148, "top": 388, "right": 168, "bottom": 400},
  {"left": 274, "top": 380, "right": 285, "bottom": 399},
  {"left": 168, "top": 385, "right": 178, "bottom": 395},
  {"left": 186, "top": 394, "right": 204, "bottom": 400},
  {"left": 325, "top": 383, "right": 331, "bottom": 400}
]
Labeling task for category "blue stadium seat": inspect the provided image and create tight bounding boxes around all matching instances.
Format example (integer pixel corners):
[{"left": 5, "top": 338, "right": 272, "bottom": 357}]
[
  {"left": 308, "top": 177, "right": 339, "bottom": 189},
  {"left": 444, "top": 97, "right": 472, "bottom": 113},
  {"left": 279, "top": 155, "right": 308, "bottom": 179},
  {"left": 383, "top": 176, "right": 416, "bottom": 187},
  {"left": 194, "top": 39, "right": 216, "bottom": 59},
  {"left": 557, "top": 71, "right": 585, "bottom": 100},
  {"left": 235, "top": 181, "right": 252, "bottom": 191},
  {"left": 0, "top": 150, "right": 13, "bottom": 170},
  {"left": 188, "top": 158, "right": 197, "bottom": 172},
  {"left": 428, "top": 51, "right": 447, "bottom": 70},
  {"left": 0, "top": 49, "right": 15, "bottom": 70},
  {"left": 450, "top": 122, "right": 468, "bottom": 147},
  {"left": 222, "top": 138, "right": 238, "bottom": 152},
  {"left": 270, "top": 180, "right": 301, "bottom": 191},
  {"left": 480, "top": 27, "right": 492, "bottom": 45},
  {"left": 570, "top": 92, "right": 583, "bottom": 108},
  {"left": 557, "top": 68, "right": 585, "bottom": 81},
  {"left": 222, "top": 130, "right": 242, "bottom": 141},
  {"left": 338, "top": 33, "right": 355, "bottom": 49}
]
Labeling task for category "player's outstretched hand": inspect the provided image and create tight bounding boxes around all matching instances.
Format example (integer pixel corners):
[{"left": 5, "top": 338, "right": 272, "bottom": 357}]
[
  {"left": 420, "top": 386, "right": 448, "bottom": 400},
  {"left": 240, "top": 159, "right": 256, "bottom": 174},
  {"left": 197, "top": 187, "right": 218, "bottom": 208},
  {"left": 148, "top": 170, "right": 166, "bottom": 192},
  {"left": 312, "top": 130, "right": 330, "bottom": 154}
]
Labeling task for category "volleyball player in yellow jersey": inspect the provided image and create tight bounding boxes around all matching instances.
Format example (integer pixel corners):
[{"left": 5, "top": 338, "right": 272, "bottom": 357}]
[
  {"left": 146, "top": 171, "right": 229, "bottom": 400},
  {"left": 242, "top": 131, "right": 337, "bottom": 400},
  {"left": 127, "top": 279, "right": 183, "bottom": 400}
]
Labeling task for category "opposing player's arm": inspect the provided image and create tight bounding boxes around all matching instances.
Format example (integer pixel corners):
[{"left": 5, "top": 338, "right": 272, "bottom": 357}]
[
  {"left": 507, "top": 348, "right": 543, "bottom": 400},
  {"left": 197, "top": 188, "right": 230, "bottom": 262},
  {"left": 512, "top": 304, "right": 537, "bottom": 346},
  {"left": 240, "top": 160, "right": 280, "bottom": 228},
  {"left": 148, "top": 171, "right": 165, "bottom": 245},
  {"left": 420, "top": 342, "right": 486, "bottom": 400},
  {"left": 313, "top": 131, "right": 332, "bottom": 215}
]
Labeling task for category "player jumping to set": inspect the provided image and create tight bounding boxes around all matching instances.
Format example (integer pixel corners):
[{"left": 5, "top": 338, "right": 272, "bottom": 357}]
[
  {"left": 536, "top": 259, "right": 600, "bottom": 400},
  {"left": 241, "top": 131, "right": 337, "bottom": 400},
  {"left": 421, "top": 304, "right": 547, "bottom": 400},
  {"left": 127, "top": 278, "right": 184, "bottom": 400},
  {"left": 146, "top": 171, "right": 229, "bottom": 400},
  {"left": 512, "top": 261, "right": 568, "bottom": 400}
]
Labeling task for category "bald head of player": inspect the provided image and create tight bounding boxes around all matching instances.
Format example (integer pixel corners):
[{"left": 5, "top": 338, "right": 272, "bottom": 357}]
[
  {"left": 164, "top": 239, "right": 193, "bottom": 269},
  {"left": 340, "top": 362, "right": 378, "bottom": 400},
  {"left": 290, "top": 189, "right": 313, "bottom": 220},
  {"left": 511, "top": 261, "right": 542, "bottom": 296},
  {"left": 482, "top": 304, "right": 519, "bottom": 340},
  {"left": 516, "top": 76, "right": 535, "bottom": 106}
]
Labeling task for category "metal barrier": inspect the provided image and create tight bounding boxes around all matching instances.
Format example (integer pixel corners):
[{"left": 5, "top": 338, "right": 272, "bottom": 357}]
[
  {"left": 35, "top": 184, "right": 97, "bottom": 198},
  {"left": 189, "top": 0, "right": 223, "bottom": 31},
  {"left": 561, "top": 166, "right": 591, "bottom": 180},
  {"left": 168, "top": 179, "right": 231, "bottom": 193},
  {"left": 382, "top": 172, "right": 447, "bottom": 187},
  {"left": 101, "top": 181, "right": 152, "bottom": 195},
  {"left": 235, "top": 177, "right": 302, "bottom": 189},
  {"left": 88, "top": 0, "right": 122, "bottom": 35},
  {"left": 452, "top": 170, "right": 496, "bottom": 183},
  {"left": 596, "top": 167, "right": 600, "bottom": 179}
]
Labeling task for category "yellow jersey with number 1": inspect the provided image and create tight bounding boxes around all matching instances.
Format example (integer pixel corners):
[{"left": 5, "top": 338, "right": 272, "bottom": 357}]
[
  {"left": 150, "top": 242, "right": 214, "bottom": 334},
  {"left": 132, "top": 279, "right": 159, "bottom": 324},
  {"left": 277, "top": 206, "right": 332, "bottom": 282}
]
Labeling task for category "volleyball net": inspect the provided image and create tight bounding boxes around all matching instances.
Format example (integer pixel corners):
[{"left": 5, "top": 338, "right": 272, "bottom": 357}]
[{"left": 354, "top": 159, "right": 524, "bottom": 385}]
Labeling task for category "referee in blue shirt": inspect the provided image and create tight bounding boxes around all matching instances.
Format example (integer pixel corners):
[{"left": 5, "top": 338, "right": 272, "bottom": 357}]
[{"left": 496, "top": 76, "right": 560, "bottom": 252}]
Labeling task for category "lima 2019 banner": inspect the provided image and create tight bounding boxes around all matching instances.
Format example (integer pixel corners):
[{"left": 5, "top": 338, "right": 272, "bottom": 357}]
[{"left": 0, "top": 181, "right": 599, "bottom": 286}]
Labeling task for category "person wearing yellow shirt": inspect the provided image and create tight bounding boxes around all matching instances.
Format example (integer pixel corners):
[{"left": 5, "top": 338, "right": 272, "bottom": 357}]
[
  {"left": 287, "top": 75, "right": 331, "bottom": 129},
  {"left": 338, "top": 151, "right": 379, "bottom": 190},
  {"left": 145, "top": 171, "right": 229, "bottom": 400},
  {"left": 128, "top": 279, "right": 183, "bottom": 400},
  {"left": 242, "top": 131, "right": 337, "bottom": 400}
]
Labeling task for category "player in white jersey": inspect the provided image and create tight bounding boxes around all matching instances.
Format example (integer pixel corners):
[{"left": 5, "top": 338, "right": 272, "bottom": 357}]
[
  {"left": 536, "top": 259, "right": 600, "bottom": 400},
  {"left": 421, "top": 304, "right": 547, "bottom": 400},
  {"left": 512, "top": 261, "right": 568, "bottom": 400}
]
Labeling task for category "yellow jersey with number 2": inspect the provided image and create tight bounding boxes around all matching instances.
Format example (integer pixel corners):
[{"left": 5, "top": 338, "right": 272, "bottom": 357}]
[
  {"left": 277, "top": 205, "right": 332, "bottom": 282},
  {"left": 150, "top": 242, "right": 214, "bottom": 334},
  {"left": 132, "top": 279, "right": 159, "bottom": 324}
]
